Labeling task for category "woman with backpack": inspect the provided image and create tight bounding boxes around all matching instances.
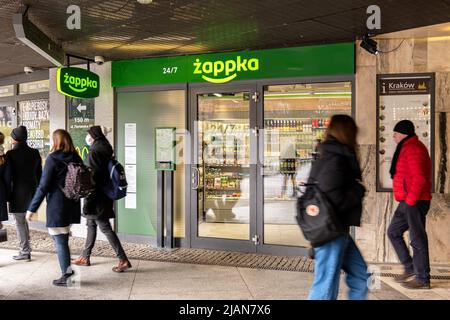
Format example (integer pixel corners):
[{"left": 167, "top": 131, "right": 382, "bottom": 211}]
[
  {"left": 26, "top": 129, "right": 83, "bottom": 287},
  {"left": 306, "top": 115, "right": 369, "bottom": 300},
  {"left": 72, "top": 126, "right": 131, "bottom": 273}
]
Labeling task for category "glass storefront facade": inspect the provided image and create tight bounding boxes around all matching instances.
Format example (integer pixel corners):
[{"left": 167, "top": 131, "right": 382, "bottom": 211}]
[{"left": 112, "top": 43, "right": 355, "bottom": 254}]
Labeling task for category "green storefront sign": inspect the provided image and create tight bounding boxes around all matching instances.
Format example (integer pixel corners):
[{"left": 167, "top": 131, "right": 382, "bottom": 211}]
[
  {"left": 112, "top": 42, "right": 354, "bottom": 87},
  {"left": 57, "top": 67, "right": 100, "bottom": 98}
]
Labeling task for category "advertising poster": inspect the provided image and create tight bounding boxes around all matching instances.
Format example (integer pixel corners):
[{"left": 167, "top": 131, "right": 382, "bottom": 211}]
[
  {"left": 377, "top": 75, "right": 433, "bottom": 191},
  {"left": 18, "top": 99, "right": 50, "bottom": 158},
  {"left": 0, "top": 105, "right": 15, "bottom": 152},
  {"left": 68, "top": 98, "right": 95, "bottom": 162}
]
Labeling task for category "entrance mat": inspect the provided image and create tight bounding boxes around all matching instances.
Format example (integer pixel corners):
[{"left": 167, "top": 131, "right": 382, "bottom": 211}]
[{"left": 1, "top": 226, "right": 450, "bottom": 279}]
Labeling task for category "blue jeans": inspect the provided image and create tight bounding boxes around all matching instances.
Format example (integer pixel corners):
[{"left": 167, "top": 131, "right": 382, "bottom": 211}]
[
  {"left": 53, "top": 234, "right": 72, "bottom": 275},
  {"left": 308, "top": 234, "right": 369, "bottom": 300}
]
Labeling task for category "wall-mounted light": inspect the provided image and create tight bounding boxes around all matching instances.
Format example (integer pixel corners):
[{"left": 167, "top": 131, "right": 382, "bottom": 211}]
[{"left": 137, "top": 0, "right": 153, "bottom": 4}]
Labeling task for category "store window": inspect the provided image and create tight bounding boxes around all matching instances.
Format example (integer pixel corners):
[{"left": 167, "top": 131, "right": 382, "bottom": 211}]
[
  {"left": 17, "top": 99, "right": 51, "bottom": 158},
  {"left": 262, "top": 81, "right": 352, "bottom": 247},
  {"left": 0, "top": 72, "right": 50, "bottom": 223},
  {"left": 0, "top": 104, "right": 15, "bottom": 152}
]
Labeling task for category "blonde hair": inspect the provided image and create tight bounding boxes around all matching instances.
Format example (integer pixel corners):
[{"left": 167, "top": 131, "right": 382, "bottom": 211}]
[{"left": 51, "top": 129, "right": 76, "bottom": 153}]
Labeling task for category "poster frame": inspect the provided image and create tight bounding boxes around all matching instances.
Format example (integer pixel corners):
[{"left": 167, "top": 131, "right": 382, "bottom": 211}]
[
  {"left": 376, "top": 73, "right": 435, "bottom": 192},
  {"left": 155, "top": 127, "right": 176, "bottom": 171}
]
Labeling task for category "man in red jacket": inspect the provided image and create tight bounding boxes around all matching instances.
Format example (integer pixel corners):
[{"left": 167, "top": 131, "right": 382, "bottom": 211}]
[{"left": 387, "top": 120, "right": 432, "bottom": 289}]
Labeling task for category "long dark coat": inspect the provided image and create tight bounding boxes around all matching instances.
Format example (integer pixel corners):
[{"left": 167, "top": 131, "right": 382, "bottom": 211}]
[
  {"left": 0, "top": 156, "right": 10, "bottom": 221},
  {"left": 5, "top": 142, "right": 42, "bottom": 213},
  {"left": 83, "top": 135, "right": 115, "bottom": 220},
  {"left": 28, "top": 150, "right": 82, "bottom": 227}
]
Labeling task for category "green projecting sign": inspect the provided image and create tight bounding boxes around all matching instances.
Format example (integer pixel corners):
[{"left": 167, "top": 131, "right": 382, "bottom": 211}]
[
  {"left": 57, "top": 67, "right": 100, "bottom": 98},
  {"left": 112, "top": 42, "right": 355, "bottom": 87}
]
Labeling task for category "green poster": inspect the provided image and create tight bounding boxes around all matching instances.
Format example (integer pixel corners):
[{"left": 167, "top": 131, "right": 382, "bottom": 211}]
[{"left": 68, "top": 98, "right": 95, "bottom": 161}]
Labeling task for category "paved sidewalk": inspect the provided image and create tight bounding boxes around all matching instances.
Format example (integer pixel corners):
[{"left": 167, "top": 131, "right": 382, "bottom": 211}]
[{"left": 1, "top": 248, "right": 440, "bottom": 300}]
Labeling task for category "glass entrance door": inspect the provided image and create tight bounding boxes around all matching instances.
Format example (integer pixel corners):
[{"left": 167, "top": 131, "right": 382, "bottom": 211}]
[{"left": 191, "top": 86, "right": 257, "bottom": 251}]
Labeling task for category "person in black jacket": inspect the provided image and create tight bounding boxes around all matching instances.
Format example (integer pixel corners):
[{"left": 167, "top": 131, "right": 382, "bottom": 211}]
[
  {"left": 26, "top": 129, "right": 83, "bottom": 287},
  {"left": 5, "top": 126, "right": 42, "bottom": 261},
  {"left": 307, "top": 115, "right": 369, "bottom": 300},
  {"left": 0, "top": 132, "right": 10, "bottom": 229},
  {"left": 72, "top": 126, "right": 131, "bottom": 272}
]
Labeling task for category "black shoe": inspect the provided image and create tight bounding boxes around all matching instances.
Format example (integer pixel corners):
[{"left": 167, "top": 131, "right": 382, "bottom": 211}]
[
  {"left": 393, "top": 271, "right": 415, "bottom": 283},
  {"left": 401, "top": 279, "right": 431, "bottom": 290},
  {"left": 13, "top": 253, "right": 31, "bottom": 261},
  {"left": 52, "top": 271, "right": 75, "bottom": 287}
]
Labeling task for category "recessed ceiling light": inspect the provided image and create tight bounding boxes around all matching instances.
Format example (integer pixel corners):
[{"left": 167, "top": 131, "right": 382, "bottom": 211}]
[{"left": 137, "top": 0, "right": 153, "bottom": 4}]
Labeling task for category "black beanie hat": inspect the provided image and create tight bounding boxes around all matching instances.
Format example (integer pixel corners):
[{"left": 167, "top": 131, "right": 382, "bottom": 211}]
[
  {"left": 11, "top": 126, "right": 28, "bottom": 142},
  {"left": 393, "top": 120, "right": 415, "bottom": 136}
]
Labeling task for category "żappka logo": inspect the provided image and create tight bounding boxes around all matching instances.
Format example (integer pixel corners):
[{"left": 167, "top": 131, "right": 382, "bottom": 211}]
[
  {"left": 193, "top": 56, "right": 259, "bottom": 84},
  {"left": 57, "top": 67, "right": 100, "bottom": 98}
]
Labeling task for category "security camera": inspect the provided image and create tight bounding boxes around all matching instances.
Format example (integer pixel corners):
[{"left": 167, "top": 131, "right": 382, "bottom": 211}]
[
  {"left": 24, "top": 66, "right": 34, "bottom": 74},
  {"left": 94, "top": 56, "right": 105, "bottom": 65}
]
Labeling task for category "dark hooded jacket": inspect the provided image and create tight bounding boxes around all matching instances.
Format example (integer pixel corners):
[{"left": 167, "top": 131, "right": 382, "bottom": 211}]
[
  {"left": 0, "top": 156, "right": 11, "bottom": 221},
  {"left": 83, "top": 126, "right": 115, "bottom": 220},
  {"left": 5, "top": 142, "right": 42, "bottom": 213},
  {"left": 309, "top": 138, "right": 366, "bottom": 228},
  {"left": 28, "top": 150, "right": 82, "bottom": 227}
]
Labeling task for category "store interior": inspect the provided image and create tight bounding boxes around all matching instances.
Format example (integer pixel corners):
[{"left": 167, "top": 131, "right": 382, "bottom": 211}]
[{"left": 196, "top": 81, "right": 352, "bottom": 247}]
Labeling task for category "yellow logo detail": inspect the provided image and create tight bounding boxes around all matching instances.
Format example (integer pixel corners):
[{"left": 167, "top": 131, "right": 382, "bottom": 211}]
[
  {"left": 76, "top": 146, "right": 90, "bottom": 160},
  {"left": 193, "top": 56, "right": 259, "bottom": 84}
]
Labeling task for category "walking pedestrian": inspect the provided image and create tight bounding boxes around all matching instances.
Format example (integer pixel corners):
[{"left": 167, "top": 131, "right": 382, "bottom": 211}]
[
  {"left": 0, "top": 132, "right": 10, "bottom": 230},
  {"left": 5, "top": 126, "right": 42, "bottom": 261},
  {"left": 387, "top": 120, "right": 432, "bottom": 289},
  {"left": 307, "top": 114, "right": 369, "bottom": 300},
  {"left": 26, "top": 129, "right": 83, "bottom": 287},
  {"left": 72, "top": 126, "right": 132, "bottom": 272}
]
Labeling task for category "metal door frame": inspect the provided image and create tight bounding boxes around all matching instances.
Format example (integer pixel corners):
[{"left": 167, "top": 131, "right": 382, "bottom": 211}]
[
  {"left": 255, "top": 75, "right": 355, "bottom": 255},
  {"left": 189, "top": 84, "right": 258, "bottom": 252}
]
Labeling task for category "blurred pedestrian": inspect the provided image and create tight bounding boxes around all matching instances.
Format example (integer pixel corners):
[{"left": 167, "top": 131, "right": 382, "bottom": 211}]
[
  {"left": 0, "top": 132, "right": 10, "bottom": 230},
  {"left": 5, "top": 126, "right": 42, "bottom": 261},
  {"left": 72, "top": 126, "right": 132, "bottom": 272},
  {"left": 307, "top": 115, "right": 368, "bottom": 300},
  {"left": 26, "top": 129, "right": 83, "bottom": 287}
]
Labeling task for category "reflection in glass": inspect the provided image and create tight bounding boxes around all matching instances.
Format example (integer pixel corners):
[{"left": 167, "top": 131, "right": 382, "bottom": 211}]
[{"left": 197, "top": 92, "right": 250, "bottom": 240}]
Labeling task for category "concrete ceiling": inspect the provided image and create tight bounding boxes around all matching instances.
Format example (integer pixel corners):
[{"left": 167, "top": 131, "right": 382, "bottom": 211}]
[{"left": 0, "top": 0, "right": 449, "bottom": 78}]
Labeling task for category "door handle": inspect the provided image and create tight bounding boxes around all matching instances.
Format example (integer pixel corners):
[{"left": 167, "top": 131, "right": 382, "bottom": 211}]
[{"left": 192, "top": 167, "right": 200, "bottom": 190}]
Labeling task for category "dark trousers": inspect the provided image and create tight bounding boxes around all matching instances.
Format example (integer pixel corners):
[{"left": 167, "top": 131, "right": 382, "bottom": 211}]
[
  {"left": 82, "top": 218, "right": 127, "bottom": 261},
  {"left": 53, "top": 233, "right": 71, "bottom": 275},
  {"left": 387, "top": 200, "right": 431, "bottom": 283}
]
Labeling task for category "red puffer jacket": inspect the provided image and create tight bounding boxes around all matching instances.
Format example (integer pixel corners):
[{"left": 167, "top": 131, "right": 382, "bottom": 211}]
[{"left": 392, "top": 135, "right": 432, "bottom": 206}]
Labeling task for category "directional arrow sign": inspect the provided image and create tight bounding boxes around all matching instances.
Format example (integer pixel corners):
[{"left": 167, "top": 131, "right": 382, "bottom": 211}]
[{"left": 77, "top": 103, "right": 87, "bottom": 113}]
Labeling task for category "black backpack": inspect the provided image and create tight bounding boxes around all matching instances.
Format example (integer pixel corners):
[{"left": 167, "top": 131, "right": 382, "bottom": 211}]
[{"left": 296, "top": 179, "right": 346, "bottom": 248}]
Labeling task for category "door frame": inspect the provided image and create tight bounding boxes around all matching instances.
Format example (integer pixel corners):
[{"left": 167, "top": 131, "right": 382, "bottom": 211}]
[{"left": 189, "top": 83, "right": 258, "bottom": 252}]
